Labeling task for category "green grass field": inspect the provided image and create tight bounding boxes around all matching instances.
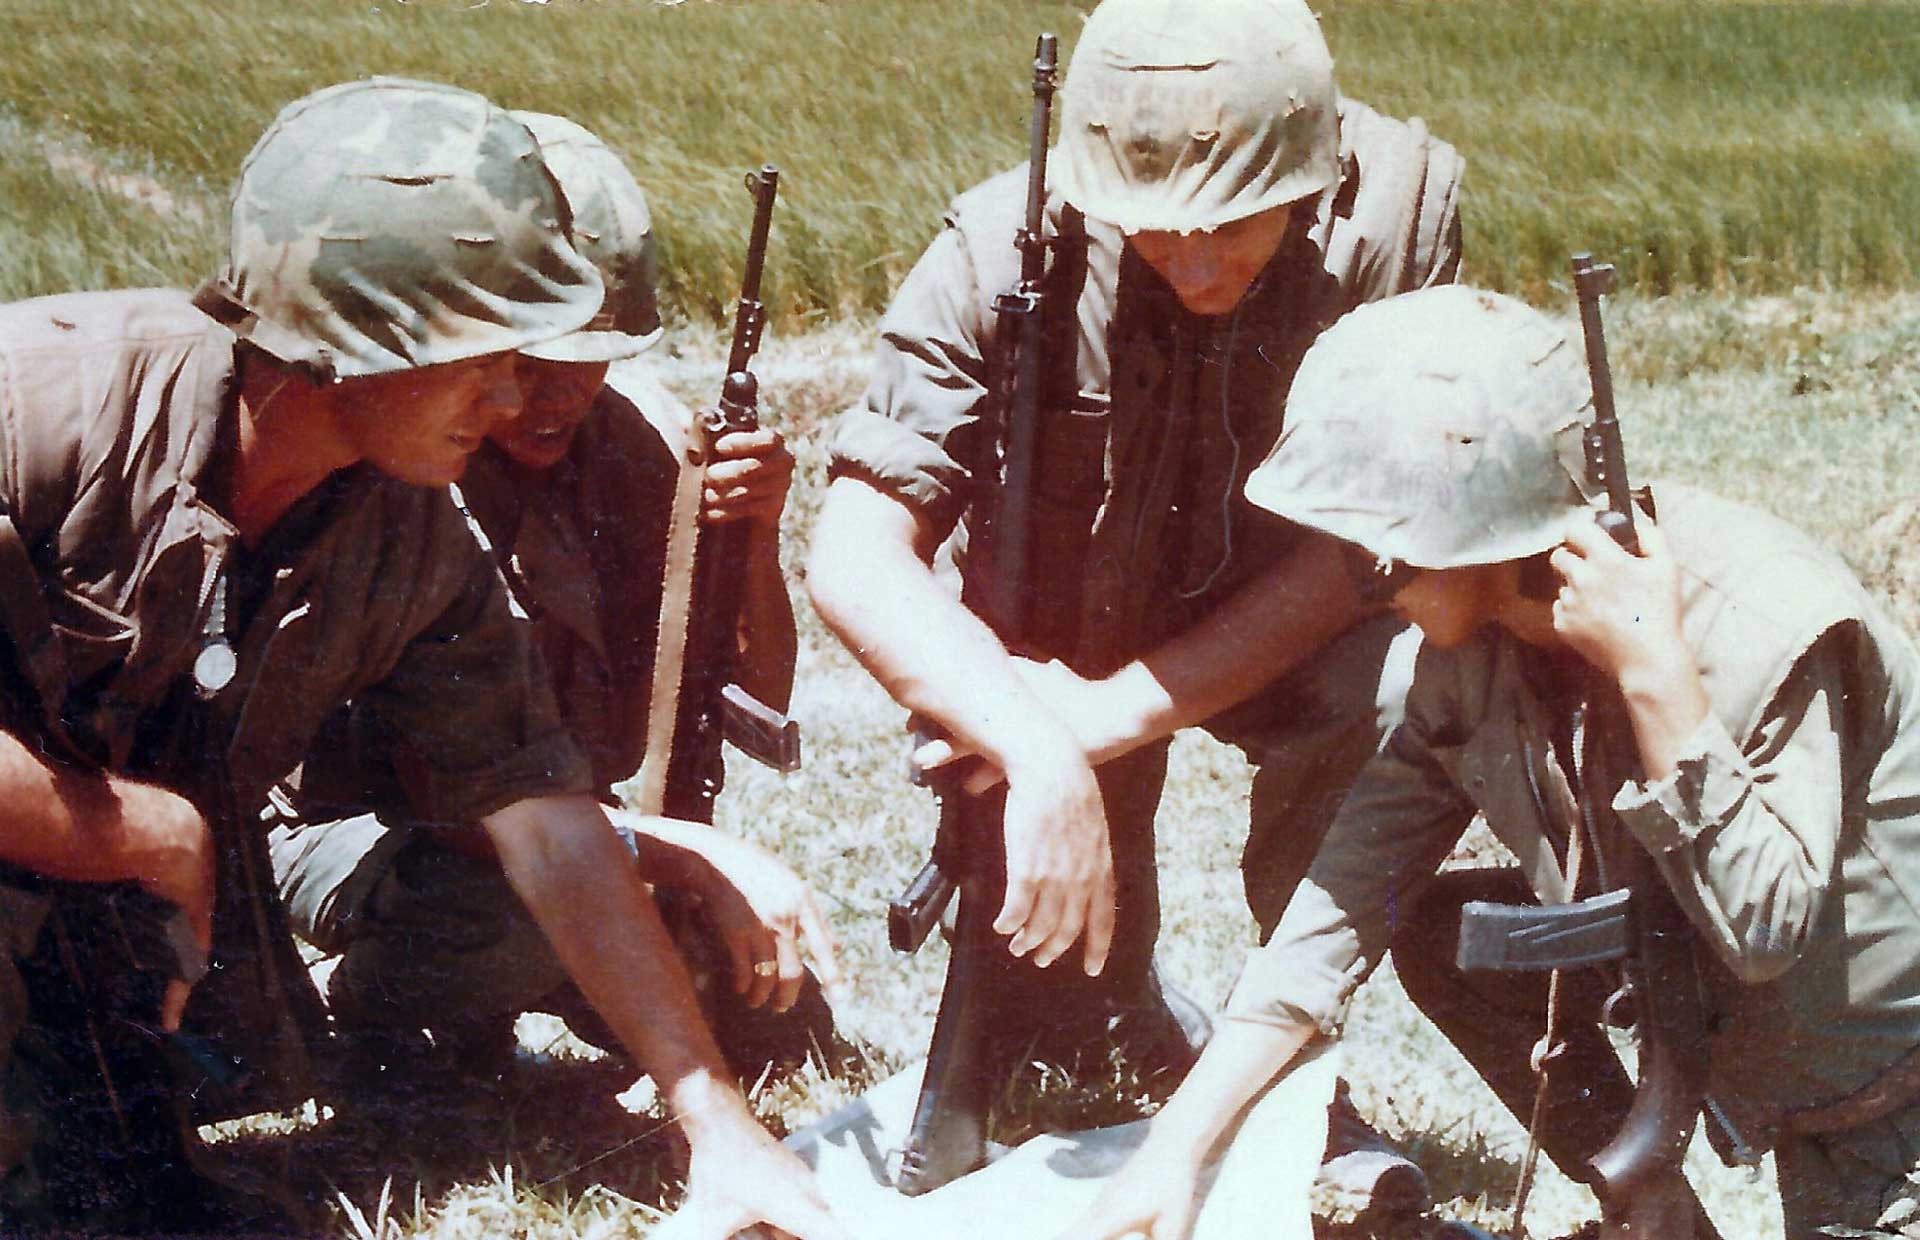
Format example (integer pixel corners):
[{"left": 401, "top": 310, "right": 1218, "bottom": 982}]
[
  {"left": 2, "top": 0, "right": 1917, "bottom": 320},
  {"left": 7, "top": 1, "right": 1920, "bottom": 1236}
]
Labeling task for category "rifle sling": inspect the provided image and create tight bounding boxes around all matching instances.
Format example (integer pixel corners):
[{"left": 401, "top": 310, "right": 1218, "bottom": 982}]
[{"left": 631, "top": 423, "right": 709, "bottom": 817}]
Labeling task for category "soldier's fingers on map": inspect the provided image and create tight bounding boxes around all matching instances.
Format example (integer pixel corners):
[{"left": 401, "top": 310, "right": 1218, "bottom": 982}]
[
  {"left": 758, "top": 1190, "right": 856, "bottom": 1240},
  {"left": 1082, "top": 886, "right": 1116, "bottom": 977}
]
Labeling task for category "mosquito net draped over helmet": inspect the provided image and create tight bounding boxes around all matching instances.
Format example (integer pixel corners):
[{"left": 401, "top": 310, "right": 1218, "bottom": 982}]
[
  {"left": 1245, "top": 286, "right": 1598, "bottom": 570},
  {"left": 1053, "top": 0, "right": 1339, "bottom": 235},
  {"left": 511, "top": 111, "right": 663, "bottom": 364},
  {"left": 195, "top": 77, "right": 603, "bottom": 381}
]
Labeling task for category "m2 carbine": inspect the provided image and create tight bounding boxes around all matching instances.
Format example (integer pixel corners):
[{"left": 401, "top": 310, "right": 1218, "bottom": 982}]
[
  {"left": 1456, "top": 253, "right": 1711, "bottom": 1240},
  {"left": 637, "top": 166, "right": 800, "bottom": 823},
  {"left": 886, "top": 33, "right": 1060, "bottom": 1198}
]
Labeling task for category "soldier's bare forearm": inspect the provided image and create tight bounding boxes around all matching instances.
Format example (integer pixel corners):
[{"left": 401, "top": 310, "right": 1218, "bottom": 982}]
[
  {"left": 808, "top": 475, "right": 1084, "bottom": 774},
  {"left": 0, "top": 726, "right": 208, "bottom": 896},
  {"left": 482, "top": 794, "right": 851, "bottom": 1238},
  {"left": 937, "top": 534, "right": 1370, "bottom": 781},
  {"left": 1122, "top": 533, "right": 1368, "bottom": 745},
  {"left": 1136, "top": 1017, "right": 1318, "bottom": 1170},
  {"left": 483, "top": 795, "right": 741, "bottom": 1098}
]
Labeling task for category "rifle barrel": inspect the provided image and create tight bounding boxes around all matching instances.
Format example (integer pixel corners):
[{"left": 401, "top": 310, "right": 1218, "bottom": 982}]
[
  {"left": 1571, "top": 253, "right": 1637, "bottom": 554},
  {"left": 727, "top": 166, "right": 779, "bottom": 378}
]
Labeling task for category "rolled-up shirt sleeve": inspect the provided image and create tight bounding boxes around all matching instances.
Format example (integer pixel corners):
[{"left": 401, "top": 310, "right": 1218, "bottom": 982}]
[
  {"left": 1612, "top": 635, "right": 1847, "bottom": 984},
  {"left": 1226, "top": 714, "right": 1475, "bottom": 1034},
  {"left": 827, "top": 222, "right": 995, "bottom": 543}
]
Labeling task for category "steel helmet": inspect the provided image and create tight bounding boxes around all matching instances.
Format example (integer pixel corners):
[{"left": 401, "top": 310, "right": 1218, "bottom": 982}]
[
  {"left": 1245, "top": 286, "right": 1597, "bottom": 569},
  {"left": 1054, "top": 0, "right": 1339, "bottom": 234},
  {"left": 512, "top": 111, "right": 663, "bottom": 363},
  {"left": 195, "top": 77, "right": 603, "bottom": 381}
]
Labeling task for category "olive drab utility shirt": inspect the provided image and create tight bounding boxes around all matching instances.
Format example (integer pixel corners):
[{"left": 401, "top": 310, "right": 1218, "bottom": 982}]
[
  {"left": 0, "top": 289, "right": 591, "bottom": 824},
  {"left": 831, "top": 99, "right": 1463, "bottom": 674},
  {"left": 1227, "top": 485, "right": 1920, "bottom": 1143}
]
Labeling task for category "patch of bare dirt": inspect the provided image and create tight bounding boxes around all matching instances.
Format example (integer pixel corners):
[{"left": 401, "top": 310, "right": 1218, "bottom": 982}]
[
  {"left": 42, "top": 144, "right": 203, "bottom": 221},
  {"left": 1860, "top": 498, "right": 1920, "bottom": 637}
]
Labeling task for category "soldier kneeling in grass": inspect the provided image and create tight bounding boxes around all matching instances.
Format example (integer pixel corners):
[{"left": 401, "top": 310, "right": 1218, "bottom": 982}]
[
  {"left": 1071, "top": 286, "right": 1920, "bottom": 1240},
  {"left": 0, "top": 80, "right": 850, "bottom": 1240},
  {"left": 270, "top": 112, "right": 842, "bottom": 1106}
]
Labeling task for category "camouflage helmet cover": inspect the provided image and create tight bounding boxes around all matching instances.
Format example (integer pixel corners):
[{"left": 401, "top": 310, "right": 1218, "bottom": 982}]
[
  {"left": 1054, "top": 0, "right": 1339, "bottom": 234},
  {"left": 512, "top": 110, "right": 664, "bottom": 364},
  {"left": 1244, "top": 286, "right": 1597, "bottom": 569},
  {"left": 196, "top": 77, "right": 603, "bottom": 380}
]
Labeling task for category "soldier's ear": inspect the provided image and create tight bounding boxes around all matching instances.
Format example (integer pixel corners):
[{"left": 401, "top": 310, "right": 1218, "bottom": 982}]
[{"left": 1517, "top": 551, "right": 1559, "bottom": 601}]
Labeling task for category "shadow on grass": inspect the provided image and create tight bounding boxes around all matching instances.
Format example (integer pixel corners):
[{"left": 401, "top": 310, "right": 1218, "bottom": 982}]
[{"left": 207, "top": 1055, "right": 702, "bottom": 1235}]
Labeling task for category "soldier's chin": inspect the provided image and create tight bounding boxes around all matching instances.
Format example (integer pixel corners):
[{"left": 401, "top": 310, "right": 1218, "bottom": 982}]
[
  {"left": 1175, "top": 283, "right": 1249, "bottom": 317},
  {"left": 494, "top": 430, "right": 574, "bottom": 470}
]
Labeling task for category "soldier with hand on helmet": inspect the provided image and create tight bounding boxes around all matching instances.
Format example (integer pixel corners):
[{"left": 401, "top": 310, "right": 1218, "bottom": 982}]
[
  {"left": 0, "top": 80, "right": 851, "bottom": 1240},
  {"left": 1073, "top": 286, "right": 1920, "bottom": 1240},
  {"left": 808, "top": 0, "right": 1460, "bottom": 1185},
  {"left": 269, "top": 111, "right": 840, "bottom": 1098}
]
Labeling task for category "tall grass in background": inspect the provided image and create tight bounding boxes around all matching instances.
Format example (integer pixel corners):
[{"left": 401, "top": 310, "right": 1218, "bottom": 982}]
[{"left": 1, "top": 0, "right": 1916, "bottom": 319}]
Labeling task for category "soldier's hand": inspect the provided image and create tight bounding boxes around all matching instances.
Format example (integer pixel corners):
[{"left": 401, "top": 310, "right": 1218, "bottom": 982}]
[
  {"left": 682, "top": 831, "right": 842, "bottom": 1012},
  {"left": 670, "top": 1120, "right": 856, "bottom": 1240},
  {"left": 142, "top": 791, "right": 215, "bottom": 1032},
  {"left": 1550, "top": 514, "right": 1690, "bottom": 686},
  {"left": 1061, "top": 1150, "right": 1202, "bottom": 1240},
  {"left": 702, "top": 427, "right": 793, "bottom": 526},
  {"left": 994, "top": 744, "right": 1116, "bottom": 974},
  {"left": 912, "top": 658, "right": 1136, "bottom": 796}
]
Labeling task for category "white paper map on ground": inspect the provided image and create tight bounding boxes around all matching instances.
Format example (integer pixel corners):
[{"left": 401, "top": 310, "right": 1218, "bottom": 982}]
[{"left": 654, "top": 1043, "right": 1338, "bottom": 1240}]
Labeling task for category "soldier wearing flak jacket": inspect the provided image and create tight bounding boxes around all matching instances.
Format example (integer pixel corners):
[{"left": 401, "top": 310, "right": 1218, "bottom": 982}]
[
  {"left": 1076, "top": 285, "right": 1920, "bottom": 1240},
  {"left": 808, "top": 0, "right": 1461, "bottom": 1172}
]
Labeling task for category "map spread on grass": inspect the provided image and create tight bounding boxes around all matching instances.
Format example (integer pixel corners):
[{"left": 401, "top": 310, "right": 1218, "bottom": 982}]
[{"left": 655, "top": 1045, "right": 1339, "bottom": 1240}]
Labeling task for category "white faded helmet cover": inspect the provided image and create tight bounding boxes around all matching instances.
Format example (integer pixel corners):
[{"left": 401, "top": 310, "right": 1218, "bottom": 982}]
[
  {"left": 1245, "top": 286, "right": 1597, "bottom": 569},
  {"left": 1054, "top": 0, "right": 1339, "bottom": 234},
  {"left": 513, "top": 110, "right": 664, "bottom": 364}
]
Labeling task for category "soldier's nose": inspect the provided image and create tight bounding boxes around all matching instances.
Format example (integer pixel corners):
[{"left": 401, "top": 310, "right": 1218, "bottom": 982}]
[
  {"left": 474, "top": 353, "right": 524, "bottom": 428},
  {"left": 1164, "top": 238, "right": 1222, "bottom": 292}
]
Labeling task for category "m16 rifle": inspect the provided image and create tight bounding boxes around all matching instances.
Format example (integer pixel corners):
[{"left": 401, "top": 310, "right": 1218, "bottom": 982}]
[
  {"left": 885, "top": 33, "right": 1060, "bottom": 1198},
  {"left": 1455, "top": 253, "right": 1712, "bottom": 1240},
  {"left": 635, "top": 166, "right": 800, "bottom": 823}
]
